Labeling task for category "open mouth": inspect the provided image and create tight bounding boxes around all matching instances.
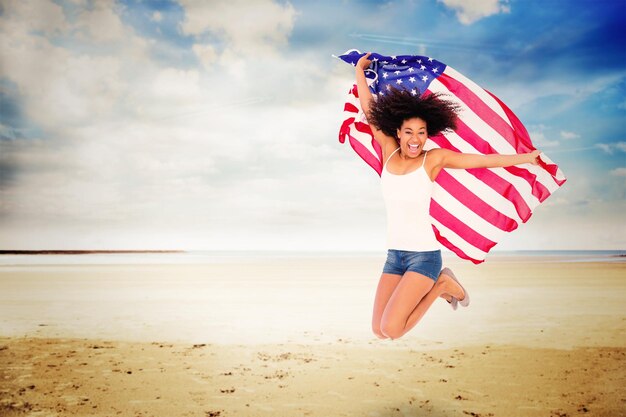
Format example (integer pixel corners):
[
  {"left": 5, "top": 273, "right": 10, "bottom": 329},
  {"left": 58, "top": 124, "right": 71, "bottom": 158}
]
[{"left": 408, "top": 143, "right": 420, "bottom": 152}]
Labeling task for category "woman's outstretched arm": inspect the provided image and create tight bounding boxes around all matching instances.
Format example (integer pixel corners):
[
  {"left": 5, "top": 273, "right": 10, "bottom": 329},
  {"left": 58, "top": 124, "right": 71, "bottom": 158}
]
[
  {"left": 438, "top": 149, "right": 541, "bottom": 169},
  {"left": 428, "top": 148, "right": 541, "bottom": 180}
]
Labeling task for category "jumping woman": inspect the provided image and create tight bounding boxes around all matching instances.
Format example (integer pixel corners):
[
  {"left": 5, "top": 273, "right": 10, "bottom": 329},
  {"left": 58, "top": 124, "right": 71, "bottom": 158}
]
[{"left": 355, "top": 52, "right": 542, "bottom": 340}]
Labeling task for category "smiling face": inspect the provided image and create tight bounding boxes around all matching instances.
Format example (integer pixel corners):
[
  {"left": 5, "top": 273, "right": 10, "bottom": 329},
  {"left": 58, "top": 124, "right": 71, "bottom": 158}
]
[{"left": 396, "top": 117, "right": 428, "bottom": 158}]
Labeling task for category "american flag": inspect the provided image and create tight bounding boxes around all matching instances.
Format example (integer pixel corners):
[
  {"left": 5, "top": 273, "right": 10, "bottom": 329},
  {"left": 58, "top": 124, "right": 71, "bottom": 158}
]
[{"left": 337, "top": 50, "right": 566, "bottom": 264}]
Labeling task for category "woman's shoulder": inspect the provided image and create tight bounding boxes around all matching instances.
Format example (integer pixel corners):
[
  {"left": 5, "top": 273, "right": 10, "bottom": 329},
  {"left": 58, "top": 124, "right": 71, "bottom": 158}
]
[
  {"left": 425, "top": 148, "right": 449, "bottom": 163},
  {"left": 382, "top": 142, "right": 400, "bottom": 164},
  {"left": 423, "top": 148, "right": 452, "bottom": 181}
]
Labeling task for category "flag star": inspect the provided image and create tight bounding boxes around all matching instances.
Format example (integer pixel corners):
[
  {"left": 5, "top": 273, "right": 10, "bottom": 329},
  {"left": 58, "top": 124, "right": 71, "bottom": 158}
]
[
  {"left": 383, "top": 72, "right": 388, "bottom": 78},
  {"left": 386, "top": 84, "right": 391, "bottom": 90},
  {"left": 417, "top": 59, "right": 422, "bottom": 64},
  {"left": 408, "top": 67, "right": 414, "bottom": 72},
  {"left": 382, "top": 61, "right": 388, "bottom": 64},
  {"left": 428, "top": 57, "right": 433, "bottom": 62},
  {"left": 422, "top": 75, "right": 428, "bottom": 82},
  {"left": 372, "top": 57, "right": 378, "bottom": 62},
  {"left": 420, "top": 65, "right": 426, "bottom": 71},
  {"left": 411, "top": 89, "right": 417, "bottom": 96},
  {"left": 379, "top": 91, "right": 384, "bottom": 96},
  {"left": 394, "top": 70, "right": 401, "bottom": 75},
  {"left": 432, "top": 67, "right": 439, "bottom": 73},
  {"left": 391, "top": 55, "right": 397, "bottom": 59},
  {"left": 409, "top": 76, "right": 416, "bottom": 83},
  {"left": 401, "top": 59, "right": 407, "bottom": 64},
  {"left": 396, "top": 79, "right": 403, "bottom": 84}
]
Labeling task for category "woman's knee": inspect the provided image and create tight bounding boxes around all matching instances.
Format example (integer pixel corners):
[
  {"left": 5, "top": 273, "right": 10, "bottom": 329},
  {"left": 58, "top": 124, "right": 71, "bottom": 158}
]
[
  {"left": 372, "top": 322, "right": 389, "bottom": 339},
  {"left": 379, "top": 321, "right": 404, "bottom": 340},
  {"left": 373, "top": 330, "right": 389, "bottom": 339}
]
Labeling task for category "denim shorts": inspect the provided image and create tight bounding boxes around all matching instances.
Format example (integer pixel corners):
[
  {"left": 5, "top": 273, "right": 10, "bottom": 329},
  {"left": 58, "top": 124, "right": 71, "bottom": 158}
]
[{"left": 382, "top": 249, "right": 442, "bottom": 282}]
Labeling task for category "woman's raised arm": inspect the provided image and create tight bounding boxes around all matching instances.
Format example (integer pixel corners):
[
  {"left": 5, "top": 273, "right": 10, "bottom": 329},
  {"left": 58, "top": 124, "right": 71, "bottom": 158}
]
[
  {"left": 355, "top": 53, "right": 375, "bottom": 119},
  {"left": 355, "top": 53, "right": 396, "bottom": 150}
]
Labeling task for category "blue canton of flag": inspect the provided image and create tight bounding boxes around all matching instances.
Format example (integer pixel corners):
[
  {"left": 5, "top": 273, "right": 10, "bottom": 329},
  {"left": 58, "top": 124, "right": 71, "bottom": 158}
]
[{"left": 337, "top": 50, "right": 446, "bottom": 97}]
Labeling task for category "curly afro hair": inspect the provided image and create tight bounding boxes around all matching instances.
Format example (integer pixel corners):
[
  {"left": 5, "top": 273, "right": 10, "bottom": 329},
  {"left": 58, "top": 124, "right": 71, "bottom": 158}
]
[{"left": 368, "top": 87, "right": 460, "bottom": 139}]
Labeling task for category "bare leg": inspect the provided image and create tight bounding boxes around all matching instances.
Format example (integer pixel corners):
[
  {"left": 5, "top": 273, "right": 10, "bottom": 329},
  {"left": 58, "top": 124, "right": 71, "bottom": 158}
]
[
  {"left": 402, "top": 272, "right": 463, "bottom": 336},
  {"left": 379, "top": 272, "right": 435, "bottom": 339},
  {"left": 380, "top": 270, "right": 466, "bottom": 340},
  {"left": 371, "top": 273, "right": 402, "bottom": 339}
]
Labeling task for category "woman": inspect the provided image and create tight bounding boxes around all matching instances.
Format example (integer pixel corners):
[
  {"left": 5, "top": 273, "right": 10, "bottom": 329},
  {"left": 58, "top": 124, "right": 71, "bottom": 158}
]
[{"left": 355, "top": 52, "right": 541, "bottom": 340}]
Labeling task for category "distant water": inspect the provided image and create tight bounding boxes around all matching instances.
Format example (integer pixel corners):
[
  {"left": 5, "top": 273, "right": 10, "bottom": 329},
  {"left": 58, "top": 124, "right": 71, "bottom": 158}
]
[
  {"left": 0, "top": 250, "right": 623, "bottom": 266},
  {"left": 0, "top": 250, "right": 381, "bottom": 266},
  {"left": 491, "top": 250, "right": 626, "bottom": 263}
]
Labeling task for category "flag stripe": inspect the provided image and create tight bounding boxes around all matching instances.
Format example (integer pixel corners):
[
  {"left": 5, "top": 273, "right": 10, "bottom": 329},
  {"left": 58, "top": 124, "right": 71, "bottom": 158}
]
[
  {"left": 338, "top": 116, "right": 354, "bottom": 144},
  {"left": 431, "top": 220, "right": 487, "bottom": 262},
  {"left": 430, "top": 199, "right": 497, "bottom": 252},
  {"left": 438, "top": 74, "right": 567, "bottom": 194},
  {"left": 437, "top": 73, "right": 532, "bottom": 153},
  {"left": 344, "top": 102, "right": 359, "bottom": 113},
  {"left": 425, "top": 86, "right": 551, "bottom": 203},
  {"left": 487, "top": 90, "right": 567, "bottom": 186},
  {"left": 441, "top": 66, "right": 511, "bottom": 128},
  {"left": 432, "top": 225, "right": 484, "bottom": 264},
  {"left": 440, "top": 167, "right": 523, "bottom": 221},
  {"left": 432, "top": 187, "right": 511, "bottom": 243},
  {"left": 348, "top": 132, "right": 382, "bottom": 175},
  {"left": 504, "top": 166, "right": 551, "bottom": 202},
  {"left": 536, "top": 152, "right": 567, "bottom": 186},
  {"left": 452, "top": 116, "right": 553, "bottom": 202},
  {"left": 428, "top": 79, "right": 556, "bottom": 202},
  {"left": 429, "top": 133, "right": 533, "bottom": 220},
  {"left": 435, "top": 169, "right": 519, "bottom": 232}
]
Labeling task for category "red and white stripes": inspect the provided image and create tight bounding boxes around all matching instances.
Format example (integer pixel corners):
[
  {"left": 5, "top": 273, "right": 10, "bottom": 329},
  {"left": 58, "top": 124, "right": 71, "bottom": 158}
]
[{"left": 338, "top": 65, "right": 566, "bottom": 264}]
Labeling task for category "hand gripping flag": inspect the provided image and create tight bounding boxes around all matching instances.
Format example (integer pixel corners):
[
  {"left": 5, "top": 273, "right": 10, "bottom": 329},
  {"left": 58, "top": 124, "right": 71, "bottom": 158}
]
[{"left": 337, "top": 50, "right": 566, "bottom": 264}]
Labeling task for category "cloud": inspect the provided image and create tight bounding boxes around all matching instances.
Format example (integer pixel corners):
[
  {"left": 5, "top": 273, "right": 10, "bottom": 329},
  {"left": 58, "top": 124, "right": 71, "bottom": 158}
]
[
  {"left": 610, "top": 167, "right": 626, "bottom": 177},
  {"left": 0, "top": 0, "right": 67, "bottom": 35},
  {"left": 529, "top": 131, "right": 559, "bottom": 147},
  {"left": 0, "top": 0, "right": 153, "bottom": 133},
  {"left": 596, "top": 141, "right": 626, "bottom": 154},
  {"left": 72, "top": 2, "right": 128, "bottom": 43},
  {"left": 0, "top": 0, "right": 367, "bottom": 250},
  {"left": 438, "top": 0, "right": 510, "bottom": 25},
  {"left": 192, "top": 43, "right": 218, "bottom": 70},
  {"left": 180, "top": 0, "right": 297, "bottom": 56},
  {"left": 560, "top": 131, "right": 580, "bottom": 140}
]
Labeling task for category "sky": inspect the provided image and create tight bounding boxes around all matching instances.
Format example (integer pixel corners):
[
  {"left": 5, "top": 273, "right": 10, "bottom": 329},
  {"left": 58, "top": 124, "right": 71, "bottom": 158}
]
[{"left": 0, "top": 0, "right": 625, "bottom": 252}]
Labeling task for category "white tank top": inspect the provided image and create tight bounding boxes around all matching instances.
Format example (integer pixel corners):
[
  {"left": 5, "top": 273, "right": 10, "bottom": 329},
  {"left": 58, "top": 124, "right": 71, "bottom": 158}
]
[{"left": 381, "top": 148, "right": 440, "bottom": 251}]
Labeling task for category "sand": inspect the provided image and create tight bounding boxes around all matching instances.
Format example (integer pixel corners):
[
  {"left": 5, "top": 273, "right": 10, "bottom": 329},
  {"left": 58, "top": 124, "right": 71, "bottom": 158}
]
[{"left": 1, "top": 254, "right": 625, "bottom": 416}]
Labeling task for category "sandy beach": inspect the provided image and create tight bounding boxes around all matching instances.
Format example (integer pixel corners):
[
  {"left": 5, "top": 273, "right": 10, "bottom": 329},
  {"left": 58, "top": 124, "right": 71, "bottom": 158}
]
[{"left": 1, "top": 253, "right": 625, "bottom": 416}]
